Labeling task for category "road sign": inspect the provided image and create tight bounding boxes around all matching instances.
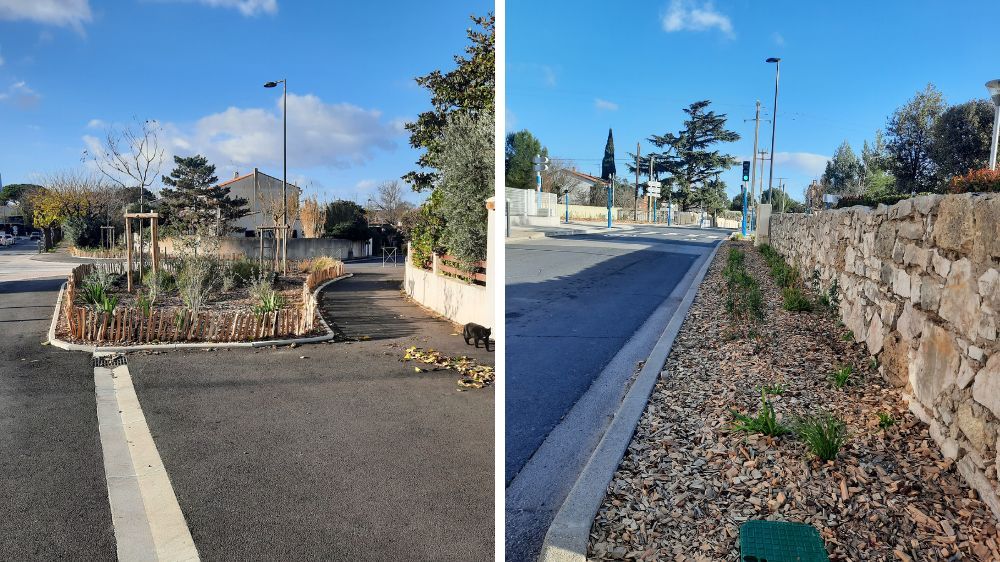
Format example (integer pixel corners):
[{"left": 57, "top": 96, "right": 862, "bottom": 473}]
[
  {"left": 647, "top": 188, "right": 661, "bottom": 197},
  {"left": 646, "top": 180, "right": 661, "bottom": 188}
]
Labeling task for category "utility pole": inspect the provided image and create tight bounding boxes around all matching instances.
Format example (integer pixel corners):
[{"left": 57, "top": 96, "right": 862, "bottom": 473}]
[
  {"left": 775, "top": 177, "right": 788, "bottom": 213},
  {"left": 649, "top": 156, "right": 655, "bottom": 223},
  {"left": 744, "top": 101, "right": 762, "bottom": 231},
  {"left": 634, "top": 142, "right": 640, "bottom": 222},
  {"left": 757, "top": 150, "right": 770, "bottom": 203}
]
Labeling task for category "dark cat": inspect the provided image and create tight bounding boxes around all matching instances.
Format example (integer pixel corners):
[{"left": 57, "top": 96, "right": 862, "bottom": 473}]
[{"left": 463, "top": 323, "right": 492, "bottom": 351}]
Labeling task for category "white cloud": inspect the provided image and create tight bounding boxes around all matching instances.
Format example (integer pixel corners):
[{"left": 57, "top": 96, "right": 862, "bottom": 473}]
[
  {"left": 155, "top": 93, "right": 400, "bottom": 172},
  {"left": 505, "top": 107, "right": 517, "bottom": 132},
  {"left": 0, "top": 0, "right": 92, "bottom": 33},
  {"left": 86, "top": 118, "right": 105, "bottom": 129},
  {"left": 541, "top": 65, "right": 556, "bottom": 87},
  {"left": 0, "top": 81, "right": 41, "bottom": 108},
  {"left": 157, "top": 0, "right": 277, "bottom": 16},
  {"left": 662, "top": 0, "right": 733, "bottom": 37},
  {"left": 773, "top": 152, "right": 830, "bottom": 177},
  {"left": 594, "top": 98, "right": 619, "bottom": 111},
  {"left": 354, "top": 179, "right": 376, "bottom": 191},
  {"left": 772, "top": 32, "right": 785, "bottom": 46}
]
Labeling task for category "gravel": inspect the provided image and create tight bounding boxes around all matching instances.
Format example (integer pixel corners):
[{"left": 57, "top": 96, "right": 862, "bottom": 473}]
[{"left": 587, "top": 241, "right": 1000, "bottom": 561}]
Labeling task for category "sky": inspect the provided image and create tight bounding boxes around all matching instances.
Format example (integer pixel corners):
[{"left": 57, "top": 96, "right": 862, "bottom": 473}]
[
  {"left": 0, "top": 0, "right": 491, "bottom": 204},
  {"left": 507, "top": 0, "right": 1000, "bottom": 203}
]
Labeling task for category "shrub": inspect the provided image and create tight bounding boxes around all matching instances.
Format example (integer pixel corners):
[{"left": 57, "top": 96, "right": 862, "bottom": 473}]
[
  {"left": 722, "top": 248, "right": 764, "bottom": 330},
  {"left": 842, "top": 329, "right": 854, "bottom": 341},
  {"left": 176, "top": 256, "right": 216, "bottom": 313},
  {"left": 947, "top": 168, "right": 1000, "bottom": 194},
  {"left": 731, "top": 390, "right": 790, "bottom": 437},
  {"left": 795, "top": 413, "right": 848, "bottom": 461},
  {"left": 230, "top": 258, "right": 260, "bottom": 285},
  {"left": 832, "top": 365, "right": 853, "bottom": 388},
  {"left": 877, "top": 412, "right": 896, "bottom": 429},
  {"left": 84, "top": 268, "right": 118, "bottom": 293},
  {"left": 782, "top": 286, "right": 813, "bottom": 312},
  {"left": 142, "top": 269, "right": 175, "bottom": 304},
  {"left": 81, "top": 283, "right": 106, "bottom": 306},
  {"left": 834, "top": 193, "right": 914, "bottom": 209},
  {"left": 137, "top": 293, "right": 152, "bottom": 316},
  {"left": 301, "top": 256, "right": 337, "bottom": 274}
]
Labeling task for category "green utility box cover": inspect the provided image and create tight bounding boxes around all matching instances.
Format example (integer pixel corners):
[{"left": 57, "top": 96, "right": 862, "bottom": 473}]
[{"left": 739, "top": 520, "right": 829, "bottom": 562}]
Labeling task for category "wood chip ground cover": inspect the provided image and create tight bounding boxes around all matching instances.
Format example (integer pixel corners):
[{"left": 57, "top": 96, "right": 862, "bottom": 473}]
[{"left": 587, "top": 241, "right": 1000, "bottom": 561}]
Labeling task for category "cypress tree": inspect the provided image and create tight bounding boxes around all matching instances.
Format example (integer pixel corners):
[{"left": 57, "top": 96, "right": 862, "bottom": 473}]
[{"left": 601, "top": 128, "right": 616, "bottom": 181}]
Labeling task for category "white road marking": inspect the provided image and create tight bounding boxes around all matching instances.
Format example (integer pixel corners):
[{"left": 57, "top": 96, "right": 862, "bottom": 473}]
[{"left": 95, "top": 357, "right": 199, "bottom": 561}]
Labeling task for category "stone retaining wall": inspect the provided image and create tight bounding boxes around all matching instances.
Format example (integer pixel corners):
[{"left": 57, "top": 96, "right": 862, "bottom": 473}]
[{"left": 769, "top": 193, "right": 1000, "bottom": 520}]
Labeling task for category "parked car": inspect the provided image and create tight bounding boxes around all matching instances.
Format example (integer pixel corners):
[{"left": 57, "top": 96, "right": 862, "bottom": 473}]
[
  {"left": 29, "top": 231, "right": 41, "bottom": 241},
  {"left": 0, "top": 233, "right": 13, "bottom": 246}
]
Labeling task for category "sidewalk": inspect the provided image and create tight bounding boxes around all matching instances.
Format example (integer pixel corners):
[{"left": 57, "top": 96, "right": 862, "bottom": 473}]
[
  {"left": 506, "top": 221, "right": 634, "bottom": 240},
  {"left": 126, "top": 263, "right": 494, "bottom": 561}
]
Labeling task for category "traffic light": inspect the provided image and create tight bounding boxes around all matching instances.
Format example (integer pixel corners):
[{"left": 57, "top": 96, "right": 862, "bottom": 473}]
[{"left": 742, "top": 161, "right": 751, "bottom": 182}]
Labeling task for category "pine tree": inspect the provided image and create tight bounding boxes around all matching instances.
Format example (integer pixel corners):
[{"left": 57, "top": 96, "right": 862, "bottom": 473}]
[
  {"left": 601, "top": 128, "right": 616, "bottom": 181},
  {"left": 160, "top": 155, "right": 249, "bottom": 234},
  {"left": 633, "top": 100, "right": 740, "bottom": 210}
]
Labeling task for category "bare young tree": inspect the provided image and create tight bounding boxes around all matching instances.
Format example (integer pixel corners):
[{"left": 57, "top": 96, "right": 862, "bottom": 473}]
[
  {"left": 84, "top": 117, "right": 165, "bottom": 212},
  {"left": 259, "top": 189, "right": 301, "bottom": 228},
  {"left": 370, "top": 180, "right": 409, "bottom": 226},
  {"left": 299, "top": 195, "right": 326, "bottom": 238}
]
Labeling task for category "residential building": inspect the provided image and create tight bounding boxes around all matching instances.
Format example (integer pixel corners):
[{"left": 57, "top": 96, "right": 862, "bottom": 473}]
[{"left": 218, "top": 168, "right": 303, "bottom": 237}]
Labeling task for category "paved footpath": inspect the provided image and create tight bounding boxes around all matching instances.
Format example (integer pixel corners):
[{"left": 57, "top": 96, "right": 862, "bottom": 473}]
[
  {"left": 126, "top": 262, "right": 494, "bottom": 561},
  {"left": 0, "top": 241, "right": 117, "bottom": 559}
]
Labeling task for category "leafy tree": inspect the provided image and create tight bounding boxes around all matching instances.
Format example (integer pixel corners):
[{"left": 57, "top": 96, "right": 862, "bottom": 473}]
[
  {"left": 860, "top": 131, "right": 895, "bottom": 196},
  {"left": 761, "top": 187, "right": 804, "bottom": 213},
  {"left": 690, "top": 176, "right": 728, "bottom": 215},
  {"left": 886, "top": 84, "right": 946, "bottom": 193},
  {"left": 634, "top": 100, "right": 740, "bottom": 210},
  {"left": 408, "top": 191, "right": 445, "bottom": 268},
  {"left": 324, "top": 200, "right": 370, "bottom": 241},
  {"left": 160, "top": 155, "right": 248, "bottom": 234},
  {"left": 505, "top": 129, "right": 546, "bottom": 189},
  {"left": 0, "top": 183, "right": 44, "bottom": 229},
  {"left": 438, "top": 111, "right": 493, "bottom": 267},
  {"left": 932, "top": 99, "right": 995, "bottom": 180},
  {"left": 822, "top": 141, "right": 864, "bottom": 196},
  {"left": 601, "top": 128, "right": 616, "bottom": 181},
  {"left": 403, "top": 13, "right": 494, "bottom": 191}
]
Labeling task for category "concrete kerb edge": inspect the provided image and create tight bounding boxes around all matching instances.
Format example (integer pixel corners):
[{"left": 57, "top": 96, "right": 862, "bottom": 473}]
[
  {"left": 46, "top": 273, "right": 353, "bottom": 353},
  {"left": 537, "top": 240, "right": 723, "bottom": 562}
]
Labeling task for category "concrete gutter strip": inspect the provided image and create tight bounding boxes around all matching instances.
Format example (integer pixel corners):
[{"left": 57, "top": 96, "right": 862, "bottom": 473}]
[
  {"left": 95, "top": 357, "right": 199, "bottom": 561},
  {"left": 47, "top": 274, "right": 352, "bottom": 353},
  {"left": 538, "top": 241, "right": 722, "bottom": 562}
]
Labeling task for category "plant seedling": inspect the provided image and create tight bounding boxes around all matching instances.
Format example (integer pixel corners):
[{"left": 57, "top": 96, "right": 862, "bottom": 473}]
[
  {"left": 731, "top": 389, "right": 790, "bottom": 437},
  {"left": 877, "top": 412, "right": 896, "bottom": 429},
  {"left": 832, "top": 365, "right": 853, "bottom": 388},
  {"left": 761, "top": 383, "right": 785, "bottom": 396},
  {"left": 841, "top": 330, "right": 854, "bottom": 341},
  {"left": 869, "top": 356, "right": 879, "bottom": 371}
]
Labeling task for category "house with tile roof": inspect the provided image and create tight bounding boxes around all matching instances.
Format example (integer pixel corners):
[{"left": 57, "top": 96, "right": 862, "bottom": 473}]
[{"left": 218, "top": 168, "right": 304, "bottom": 237}]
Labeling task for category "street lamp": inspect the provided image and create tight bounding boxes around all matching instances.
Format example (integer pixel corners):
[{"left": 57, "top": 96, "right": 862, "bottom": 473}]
[
  {"left": 987, "top": 79, "right": 1000, "bottom": 170},
  {"left": 765, "top": 57, "right": 781, "bottom": 198},
  {"left": 264, "top": 79, "right": 287, "bottom": 271}
]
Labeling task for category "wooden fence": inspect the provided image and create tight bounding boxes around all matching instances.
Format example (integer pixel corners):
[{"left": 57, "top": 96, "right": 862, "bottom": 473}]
[
  {"left": 62, "top": 260, "right": 346, "bottom": 344},
  {"left": 437, "top": 254, "right": 487, "bottom": 286}
]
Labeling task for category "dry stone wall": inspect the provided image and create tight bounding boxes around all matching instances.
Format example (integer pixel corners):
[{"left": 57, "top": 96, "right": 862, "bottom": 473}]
[{"left": 769, "top": 193, "right": 1000, "bottom": 520}]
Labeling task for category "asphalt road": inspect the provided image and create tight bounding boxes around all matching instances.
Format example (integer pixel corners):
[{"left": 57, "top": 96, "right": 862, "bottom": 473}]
[
  {"left": 0, "top": 240, "right": 116, "bottom": 560},
  {"left": 504, "top": 224, "right": 728, "bottom": 561},
  {"left": 127, "top": 263, "right": 495, "bottom": 561}
]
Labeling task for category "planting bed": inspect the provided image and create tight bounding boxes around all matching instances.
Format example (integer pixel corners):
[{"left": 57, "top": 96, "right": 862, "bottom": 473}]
[{"left": 587, "top": 241, "right": 999, "bottom": 561}]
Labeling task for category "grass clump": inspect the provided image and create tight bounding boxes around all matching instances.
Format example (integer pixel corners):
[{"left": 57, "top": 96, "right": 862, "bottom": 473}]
[
  {"left": 782, "top": 286, "right": 814, "bottom": 312},
  {"left": 731, "top": 389, "right": 790, "bottom": 437},
  {"left": 842, "top": 330, "right": 854, "bottom": 342},
  {"left": 832, "top": 364, "right": 853, "bottom": 388},
  {"left": 795, "top": 413, "right": 848, "bottom": 461},
  {"left": 249, "top": 274, "right": 285, "bottom": 316},
  {"left": 722, "top": 247, "right": 764, "bottom": 338},
  {"left": 877, "top": 412, "right": 896, "bottom": 429}
]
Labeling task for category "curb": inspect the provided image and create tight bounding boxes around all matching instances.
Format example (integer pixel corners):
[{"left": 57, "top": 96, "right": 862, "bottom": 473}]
[
  {"left": 508, "top": 224, "right": 636, "bottom": 241},
  {"left": 46, "top": 274, "right": 353, "bottom": 353},
  {"left": 537, "top": 240, "right": 723, "bottom": 562}
]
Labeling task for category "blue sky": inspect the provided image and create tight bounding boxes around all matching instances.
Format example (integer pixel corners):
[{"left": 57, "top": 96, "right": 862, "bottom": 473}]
[
  {"left": 507, "top": 0, "right": 1000, "bottom": 203},
  {"left": 0, "top": 0, "right": 490, "bottom": 204}
]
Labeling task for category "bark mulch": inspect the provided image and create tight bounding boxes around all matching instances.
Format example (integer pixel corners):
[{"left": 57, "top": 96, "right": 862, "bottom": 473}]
[{"left": 587, "top": 240, "right": 1000, "bottom": 561}]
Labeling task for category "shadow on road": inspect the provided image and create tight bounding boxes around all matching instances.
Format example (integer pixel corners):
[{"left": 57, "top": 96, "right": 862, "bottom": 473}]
[{"left": 320, "top": 271, "right": 422, "bottom": 341}]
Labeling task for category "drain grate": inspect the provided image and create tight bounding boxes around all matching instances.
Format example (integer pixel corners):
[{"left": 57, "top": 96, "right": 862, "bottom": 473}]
[{"left": 93, "top": 354, "right": 128, "bottom": 368}]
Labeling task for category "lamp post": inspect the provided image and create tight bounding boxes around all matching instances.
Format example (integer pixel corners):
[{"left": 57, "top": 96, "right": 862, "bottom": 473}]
[
  {"left": 987, "top": 79, "right": 1000, "bottom": 170},
  {"left": 765, "top": 58, "right": 781, "bottom": 195},
  {"left": 264, "top": 79, "right": 287, "bottom": 271}
]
